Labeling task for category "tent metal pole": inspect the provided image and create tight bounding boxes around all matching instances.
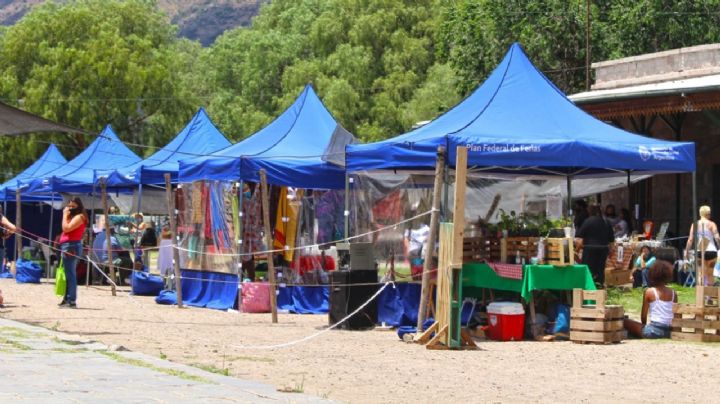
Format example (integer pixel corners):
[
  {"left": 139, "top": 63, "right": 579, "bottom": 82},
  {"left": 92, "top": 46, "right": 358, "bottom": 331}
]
[
  {"left": 2, "top": 200, "right": 6, "bottom": 269},
  {"left": 442, "top": 164, "right": 450, "bottom": 222},
  {"left": 165, "top": 174, "right": 183, "bottom": 308},
  {"left": 260, "top": 169, "right": 278, "bottom": 323},
  {"left": 566, "top": 176, "right": 573, "bottom": 218},
  {"left": 88, "top": 186, "right": 96, "bottom": 288},
  {"left": 692, "top": 171, "right": 701, "bottom": 303},
  {"left": 100, "top": 179, "right": 117, "bottom": 296},
  {"left": 344, "top": 173, "right": 350, "bottom": 239},
  {"left": 15, "top": 189, "right": 21, "bottom": 263},
  {"left": 47, "top": 195, "right": 54, "bottom": 279},
  {"left": 416, "top": 146, "right": 445, "bottom": 333}
]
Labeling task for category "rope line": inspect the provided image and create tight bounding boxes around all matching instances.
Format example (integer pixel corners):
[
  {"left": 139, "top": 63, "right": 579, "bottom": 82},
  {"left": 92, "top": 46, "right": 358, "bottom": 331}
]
[{"left": 232, "top": 281, "right": 393, "bottom": 350}]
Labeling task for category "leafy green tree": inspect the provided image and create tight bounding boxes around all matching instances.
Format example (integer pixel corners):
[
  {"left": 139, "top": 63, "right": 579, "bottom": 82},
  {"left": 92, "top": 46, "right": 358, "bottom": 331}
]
[
  {"left": 202, "top": 0, "right": 460, "bottom": 142},
  {"left": 0, "top": 0, "right": 197, "bottom": 178}
]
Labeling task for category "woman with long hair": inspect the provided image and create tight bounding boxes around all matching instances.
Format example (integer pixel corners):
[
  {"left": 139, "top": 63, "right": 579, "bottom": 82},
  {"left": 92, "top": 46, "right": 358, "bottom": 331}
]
[
  {"left": 58, "top": 197, "right": 88, "bottom": 308},
  {"left": 685, "top": 205, "right": 720, "bottom": 286}
]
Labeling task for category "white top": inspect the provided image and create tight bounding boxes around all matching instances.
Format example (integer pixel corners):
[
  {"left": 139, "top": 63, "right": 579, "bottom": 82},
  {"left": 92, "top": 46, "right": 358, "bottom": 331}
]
[
  {"left": 697, "top": 221, "right": 717, "bottom": 252},
  {"left": 648, "top": 288, "right": 674, "bottom": 326}
]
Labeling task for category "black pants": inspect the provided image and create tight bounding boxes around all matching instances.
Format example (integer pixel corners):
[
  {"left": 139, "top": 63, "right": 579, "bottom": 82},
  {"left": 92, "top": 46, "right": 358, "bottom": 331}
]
[{"left": 583, "top": 247, "right": 609, "bottom": 286}]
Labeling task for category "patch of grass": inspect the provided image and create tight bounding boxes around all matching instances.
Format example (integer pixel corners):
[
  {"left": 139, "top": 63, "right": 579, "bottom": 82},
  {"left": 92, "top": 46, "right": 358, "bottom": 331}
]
[
  {"left": 278, "top": 375, "right": 305, "bottom": 394},
  {"left": 0, "top": 326, "right": 37, "bottom": 339},
  {"left": 606, "top": 285, "right": 696, "bottom": 318},
  {"left": 193, "top": 363, "right": 230, "bottom": 376},
  {"left": 0, "top": 336, "right": 31, "bottom": 351},
  {"left": 159, "top": 351, "right": 167, "bottom": 360},
  {"left": 226, "top": 355, "right": 275, "bottom": 363},
  {"left": 99, "top": 351, "right": 214, "bottom": 384}
]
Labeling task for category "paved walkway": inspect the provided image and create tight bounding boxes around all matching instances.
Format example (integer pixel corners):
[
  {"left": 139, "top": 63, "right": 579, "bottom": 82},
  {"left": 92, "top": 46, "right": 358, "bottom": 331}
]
[{"left": 0, "top": 318, "right": 330, "bottom": 403}]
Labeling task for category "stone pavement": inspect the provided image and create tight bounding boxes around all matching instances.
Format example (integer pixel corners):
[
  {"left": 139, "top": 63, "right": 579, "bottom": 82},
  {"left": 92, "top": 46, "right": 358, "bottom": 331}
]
[{"left": 0, "top": 318, "right": 331, "bottom": 403}]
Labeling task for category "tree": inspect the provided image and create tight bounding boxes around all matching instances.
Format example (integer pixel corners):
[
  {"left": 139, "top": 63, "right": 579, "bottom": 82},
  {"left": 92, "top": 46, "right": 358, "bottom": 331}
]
[
  {"left": 201, "top": 0, "right": 461, "bottom": 142},
  {"left": 0, "top": 0, "right": 198, "bottom": 178}
]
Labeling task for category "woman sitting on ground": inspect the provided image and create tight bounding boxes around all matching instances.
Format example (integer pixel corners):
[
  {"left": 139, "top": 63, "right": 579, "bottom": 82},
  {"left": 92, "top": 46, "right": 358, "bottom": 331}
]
[
  {"left": 632, "top": 246, "right": 656, "bottom": 288},
  {"left": 624, "top": 260, "right": 676, "bottom": 338}
]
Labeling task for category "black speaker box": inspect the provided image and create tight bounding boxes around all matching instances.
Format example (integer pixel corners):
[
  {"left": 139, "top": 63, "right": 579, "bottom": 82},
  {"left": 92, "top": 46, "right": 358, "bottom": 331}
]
[{"left": 329, "top": 270, "right": 378, "bottom": 330}]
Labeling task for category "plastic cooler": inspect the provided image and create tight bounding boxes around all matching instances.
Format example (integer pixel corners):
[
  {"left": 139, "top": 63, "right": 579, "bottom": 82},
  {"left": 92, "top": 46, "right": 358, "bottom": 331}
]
[{"left": 487, "top": 302, "right": 525, "bottom": 341}]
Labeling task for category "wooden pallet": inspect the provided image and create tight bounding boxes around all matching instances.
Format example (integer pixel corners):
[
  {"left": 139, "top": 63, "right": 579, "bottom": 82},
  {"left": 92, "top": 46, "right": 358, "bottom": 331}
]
[
  {"left": 605, "top": 243, "right": 634, "bottom": 271},
  {"left": 462, "top": 236, "right": 502, "bottom": 263},
  {"left": 570, "top": 289, "right": 624, "bottom": 344},
  {"left": 502, "top": 237, "right": 540, "bottom": 264},
  {"left": 671, "top": 286, "right": 720, "bottom": 343},
  {"left": 545, "top": 237, "right": 575, "bottom": 266}
]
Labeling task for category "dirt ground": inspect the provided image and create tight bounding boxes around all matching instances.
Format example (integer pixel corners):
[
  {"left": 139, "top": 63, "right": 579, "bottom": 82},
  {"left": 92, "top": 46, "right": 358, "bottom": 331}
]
[{"left": 1, "top": 279, "right": 719, "bottom": 403}]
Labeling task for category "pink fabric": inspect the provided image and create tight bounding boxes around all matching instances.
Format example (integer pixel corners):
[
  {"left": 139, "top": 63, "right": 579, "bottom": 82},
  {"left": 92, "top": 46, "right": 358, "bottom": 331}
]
[
  {"left": 489, "top": 263, "right": 523, "bottom": 280},
  {"left": 241, "top": 282, "right": 271, "bottom": 313}
]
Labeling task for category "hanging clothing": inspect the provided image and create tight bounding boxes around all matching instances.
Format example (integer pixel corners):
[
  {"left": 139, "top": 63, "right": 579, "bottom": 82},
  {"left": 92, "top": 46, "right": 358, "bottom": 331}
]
[
  {"left": 274, "top": 187, "right": 303, "bottom": 262},
  {"left": 242, "top": 186, "right": 263, "bottom": 262}
]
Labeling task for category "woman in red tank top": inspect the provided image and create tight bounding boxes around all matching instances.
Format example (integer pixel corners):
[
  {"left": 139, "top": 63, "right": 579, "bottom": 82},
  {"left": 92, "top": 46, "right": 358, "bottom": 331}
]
[{"left": 58, "top": 197, "right": 88, "bottom": 308}]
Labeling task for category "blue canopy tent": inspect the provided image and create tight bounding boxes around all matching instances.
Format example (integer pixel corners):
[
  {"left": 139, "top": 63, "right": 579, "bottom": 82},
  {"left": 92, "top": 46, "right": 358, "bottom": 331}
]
[
  {"left": 179, "top": 84, "right": 353, "bottom": 189},
  {"left": 346, "top": 43, "right": 695, "bottom": 176},
  {"left": 0, "top": 144, "right": 67, "bottom": 202},
  {"left": 176, "top": 85, "right": 354, "bottom": 310},
  {"left": 97, "top": 108, "right": 232, "bottom": 191},
  {"left": 21, "top": 126, "right": 141, "bottom": 195}
]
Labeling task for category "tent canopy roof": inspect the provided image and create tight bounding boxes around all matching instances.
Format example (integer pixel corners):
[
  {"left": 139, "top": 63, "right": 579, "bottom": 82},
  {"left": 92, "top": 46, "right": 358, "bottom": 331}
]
[
  {"left": 179, "top": 85, "right": 355, "bottom": 189},
  {"left": 98, "top": 108, "right": 232, "bottom": 189},
  {"left": 0, "top": 144, "right": 67, "bottom": 201},
  {"left": 346, "top": 43, "right": 696, "bottom": 176},
  {"left": 22, "top": 125, "right": 141, "bottom": 194}
]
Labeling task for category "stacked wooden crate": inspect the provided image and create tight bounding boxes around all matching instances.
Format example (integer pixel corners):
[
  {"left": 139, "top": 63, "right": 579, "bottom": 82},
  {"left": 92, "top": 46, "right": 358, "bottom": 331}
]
[
  {"left": 462, "top": 235, "right": 502, "bottom": 263},
  {"left": 501, "top": 237, "right": 540, "bottom": 264},
  {"left": 671, "top": 286, "right": 720, "bottom": 343},
  {"left": 570, "top": 288, "right": 625, "bottom": 344},
  {"left": 604, "top": 242, "right": 634, "bottom": 287},
  {"left": 545, "top": 237, "right": 575, "bottom": 266}
]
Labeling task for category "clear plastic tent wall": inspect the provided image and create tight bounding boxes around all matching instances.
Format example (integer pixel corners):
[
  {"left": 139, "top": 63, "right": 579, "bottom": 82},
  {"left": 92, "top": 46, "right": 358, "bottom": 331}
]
[
  {"left": 175, "top": 181, "right": 240, "bottom": 275},
  {"left": 348, "top": 170, "right": 648, "bottom": 271}
]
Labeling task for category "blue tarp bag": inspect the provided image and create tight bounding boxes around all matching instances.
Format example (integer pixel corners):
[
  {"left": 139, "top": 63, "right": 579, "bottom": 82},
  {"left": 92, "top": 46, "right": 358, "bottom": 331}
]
[
  {"left": 132, "top": 271, "right": 164, "bottom": 296},
  {"left": 0, "top": 263, "right": 12, "bottom": 278},
  {"left": 155, "top": 290, "right": 177, "bottom": 305},
  {"left": 553, "top": 303, "right": 570, "bottom": 334},
  {"left": 15, "top": 259, "right": 42, "bottom": 283}
]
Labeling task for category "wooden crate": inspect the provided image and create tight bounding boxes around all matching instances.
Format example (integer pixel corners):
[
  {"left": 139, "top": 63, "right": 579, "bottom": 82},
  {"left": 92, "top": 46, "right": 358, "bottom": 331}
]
[
  {"left": 671, "top": 286, "right": 720, "bottom": 343},
  {"left": 545, "top": 237, "right": 574, "bottom": 266},
  {"left": 502, "top": 237, "right": 540, "bottom": 263},
  {"left": 570, "top": 289, "right": 624, "bottom": 344},
  {"left": 462, "top": 236, "right": 502, "bottom": 263},
  {"left": 605, "top": 243, "right": 634, "bottom": 271},
  {"left": 605, "top": 269, "right": 633, "bottom": 287}
]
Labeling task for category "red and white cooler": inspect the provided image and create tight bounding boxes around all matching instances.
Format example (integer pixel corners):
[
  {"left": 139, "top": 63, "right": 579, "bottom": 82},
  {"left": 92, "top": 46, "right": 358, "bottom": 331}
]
[{"left": 487, "top": 302, "right": 525, "bottom": 341}]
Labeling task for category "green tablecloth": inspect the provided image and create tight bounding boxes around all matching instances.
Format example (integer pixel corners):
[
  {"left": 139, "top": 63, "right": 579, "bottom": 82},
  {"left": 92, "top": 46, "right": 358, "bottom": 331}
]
[
  {"left": 520, "top": 264, "right": 596, "bottom": 302},
  {"left": 462, "top": 263, "right": 523, "bottom": 293},
  {"left": 461, "top": 263, "right": 595, "bottom": 302}
]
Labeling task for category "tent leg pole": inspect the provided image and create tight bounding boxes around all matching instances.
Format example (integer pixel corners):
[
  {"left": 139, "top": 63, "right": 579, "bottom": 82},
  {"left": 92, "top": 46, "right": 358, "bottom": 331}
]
[
  {"left": 100, "top": 180, "right": 117, "bottom": 296},
  {"left": 344, "top": 173, "right": 350, "bottom": 239},
  {"left": 88, "top": 187, "right": 96, "bottom": 288},
  {"left": 47, "top": 196, "right": 54, "bottom": 280},
  {"left": 2, "top": 200, "right": 6, "bottom": 269},
  {"left": 15, "top": 189, "right": 21, "bottom": 263},
  {"left": 260, "top": 169, "right": 278, "bottom": 323},
  {"left": 692, "top": 172, "right": 701, "bottom": 301},
  {"left": 164, "top": 174, "right": 183, "bottom": 308},
  {"left": 566, "top": 176, "right": 573, "bottom": 219},
  {"left": 416, "top": 146, "right": 445, "bottom": 334}
]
